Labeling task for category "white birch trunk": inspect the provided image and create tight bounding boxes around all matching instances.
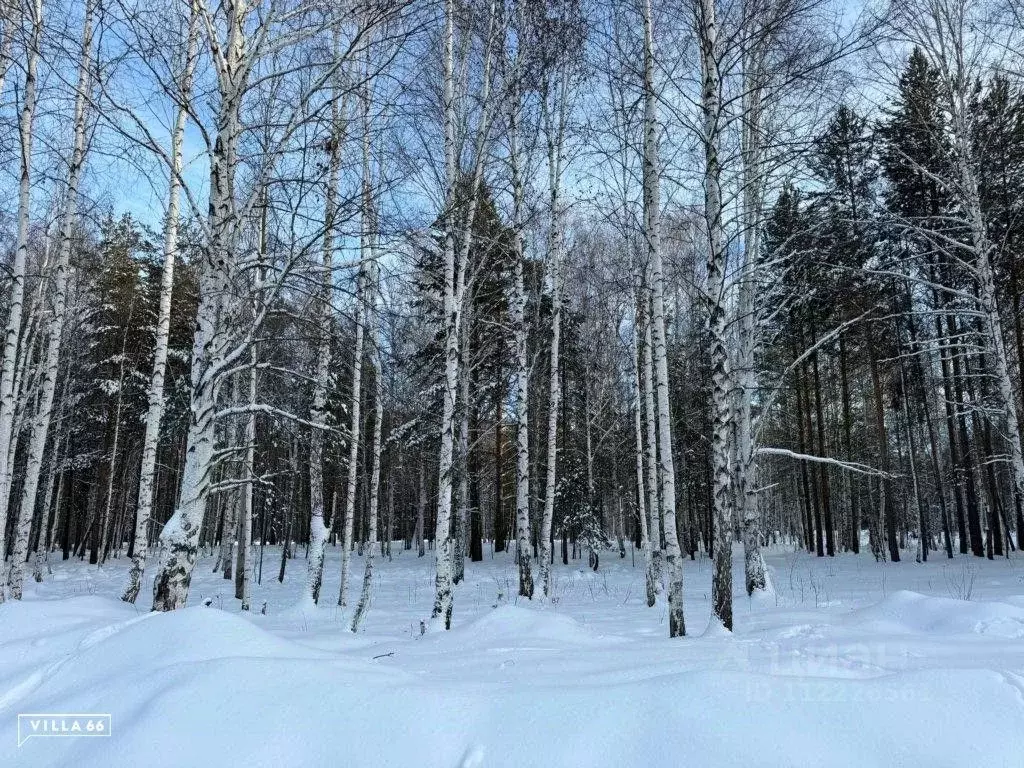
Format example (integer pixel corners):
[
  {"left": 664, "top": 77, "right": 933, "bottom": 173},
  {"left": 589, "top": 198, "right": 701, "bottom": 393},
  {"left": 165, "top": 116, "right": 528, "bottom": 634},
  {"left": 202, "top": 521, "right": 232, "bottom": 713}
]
[
  {"left": 0, "top": 0, "right": 42, "bottom": 588},
  {"left": 736, "top": 51, "right": 767, "bottom": 596},
  {"left": 641, "top": 294, "right": 663, "bottom": 591},
  {"left": 509, "top": 77, "right": 533, "bottom": 600},
  {"left": 237, "top": 346, "right": 256, "bottom": 611},
  {"left": 7, "top": 0, "right": 92, "bottom": 599},
  {"left": 920, "top": 0, "right": 1024, "bottom": 553},
  {"left": 453, "top": 309, "right": 470, "bottom": 585},
  {"left": 337, "top": 259, "right": 367, "bottom": 609},
  {"left": 537, "top": 212, "right": 563, "bottom": 599},
  {"left": 632, "top": 303, "right": 655, "bottom": 606},
  {"left": 152, "top": 0, "right": 247, "bottom": 611},
  {"left": 350, "top": 50, "right": 380, "bottom": 623},
  {"left": 0, "top": 1, "right": 19, "bottom": 98},
  {"left": 123, "top": 3, "right": 199, "bottom": 602},
  {"left": 961, "top": 157, "right": 1024, "bottom": 524},
  {"left": 642, "top": 0, "right": 683, "bottom": 636},
  {"left": 696, "top": 0, "right": 734, "bottom": 631},
  {"left": 304, "top": 51, "right": 346, "bottom": 607},
  {"left": 351, "top": 260, "right": 382, "bottom": 632},
  {"left": 430, "top": 0, "right": 498, "bottom": 629},
  {"left": 537, "top": 66, "right": 569, "bottom": 600}
]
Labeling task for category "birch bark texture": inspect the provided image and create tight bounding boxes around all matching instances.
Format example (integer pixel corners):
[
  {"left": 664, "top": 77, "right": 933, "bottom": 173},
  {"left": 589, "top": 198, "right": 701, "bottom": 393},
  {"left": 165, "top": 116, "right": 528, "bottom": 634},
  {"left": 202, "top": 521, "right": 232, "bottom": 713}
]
[
  {"left": 0, "top": 0, "right": 43, "bottom": 593},
  {"left": 8, "top": 0, "right": 94, "bottom": 600},
  {"left": 121, "top": 4, "right": 197, "bottom": 602},
  {"left": 642, "top": 0, "right": 685, "bottom": 636},
  {"left": 694, "top": 0, "right": 735, "bottom": 631},
  {"left": 151, "top": 0, "right": 249, "bottom": 611}
]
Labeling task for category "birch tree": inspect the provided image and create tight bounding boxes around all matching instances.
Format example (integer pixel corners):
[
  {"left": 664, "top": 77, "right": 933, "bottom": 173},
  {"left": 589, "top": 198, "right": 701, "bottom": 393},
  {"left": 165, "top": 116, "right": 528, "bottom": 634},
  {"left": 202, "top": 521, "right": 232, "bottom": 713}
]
[
  {"left": 337, "top": 258, "right": 367, "bottom": 609},
  {"left": 8, "top": 0, "right": 94, "bottom": 599},
  {"left": 693, "top": 0, "right": 735, "bottom": 631},
  {"left": 429, "top": 0, "right": 499, "bottom": 630},
  {"left": 123, "top": 1, "right": 200, "bottom": 603},
  {"left": 641, "top": 0, "right": 685, "bottom": 635},
  {"left": 508, "top": 65, "right": 534, "bottom": 599},
  {"left": 536, "top": 74, "right": 567, "bottom": 598},
  {"left": 151, "top": 0, "right": 388, "bottom": 611},
  {"left": 303, "top": 32, "right": 348, "bottom": 606},
  {"left": 0, "top": 0, "right": 42, "bottom": 588}
]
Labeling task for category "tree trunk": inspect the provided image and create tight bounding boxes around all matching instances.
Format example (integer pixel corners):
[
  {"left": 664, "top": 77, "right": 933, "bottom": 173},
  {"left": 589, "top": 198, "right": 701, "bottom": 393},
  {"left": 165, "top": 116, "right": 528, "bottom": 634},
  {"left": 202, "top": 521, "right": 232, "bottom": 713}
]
[
  {"left": 152, "top": 0, "right": 249, "bottom": 611},
  {"left": 7, "top": 0, "right": 91, "bottom": 599},
  {"left": 338, "top": 264, "right": 367, "bottom": 607},
  {"left": 351, "top": 251, "right": 382, "bottom": 632},
  {"left": 304, "top": 48, "right": 346, "bottom": 606},
  {"left": 509, "top": 97, "right": 533, "bottom": 595},
  {"left": 0, "top": 0, "right": 42, "bottom": 587}
]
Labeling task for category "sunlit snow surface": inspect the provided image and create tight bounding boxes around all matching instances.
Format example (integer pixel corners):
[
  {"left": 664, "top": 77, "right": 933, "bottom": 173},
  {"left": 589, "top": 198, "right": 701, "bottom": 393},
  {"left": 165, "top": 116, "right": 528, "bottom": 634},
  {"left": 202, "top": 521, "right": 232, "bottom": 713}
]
[{"left": 2, "top": 543, "right": 1024, "bottom": 766}]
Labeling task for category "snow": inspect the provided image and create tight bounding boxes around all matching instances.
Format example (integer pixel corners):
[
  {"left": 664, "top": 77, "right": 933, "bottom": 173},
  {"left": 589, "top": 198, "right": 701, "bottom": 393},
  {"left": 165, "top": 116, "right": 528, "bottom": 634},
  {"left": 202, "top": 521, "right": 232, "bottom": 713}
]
[{"left": 2, "top": 544, "right": 1024, "bottom": 766}]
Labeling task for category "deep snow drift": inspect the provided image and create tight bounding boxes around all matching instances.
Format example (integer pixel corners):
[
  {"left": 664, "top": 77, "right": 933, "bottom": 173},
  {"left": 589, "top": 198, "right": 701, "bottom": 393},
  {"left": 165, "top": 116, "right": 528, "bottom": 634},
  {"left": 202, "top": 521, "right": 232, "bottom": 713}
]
[{"left": 2, "top": 543, "right": 1023, "bottom": 767}]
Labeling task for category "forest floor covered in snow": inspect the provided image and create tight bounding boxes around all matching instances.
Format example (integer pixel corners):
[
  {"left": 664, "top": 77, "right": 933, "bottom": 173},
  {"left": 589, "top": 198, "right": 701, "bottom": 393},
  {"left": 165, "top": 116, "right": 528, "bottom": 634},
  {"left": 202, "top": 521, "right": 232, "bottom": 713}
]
[{"left": 2, "top": 542, "right": 1024, "bottom": 766}]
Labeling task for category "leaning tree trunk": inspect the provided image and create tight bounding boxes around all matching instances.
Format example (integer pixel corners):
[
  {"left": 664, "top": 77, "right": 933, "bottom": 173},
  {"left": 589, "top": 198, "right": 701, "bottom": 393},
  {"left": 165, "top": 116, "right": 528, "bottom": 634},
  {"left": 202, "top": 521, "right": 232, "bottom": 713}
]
[
  {"left": 0, "top": 0, "right": 42, "bottom": 589},
  {"left": 152, "top": 0, "right": 247, "bottom": 611},
  {"left": 7, "top": 0, "right": 90, "bottom": 599}
]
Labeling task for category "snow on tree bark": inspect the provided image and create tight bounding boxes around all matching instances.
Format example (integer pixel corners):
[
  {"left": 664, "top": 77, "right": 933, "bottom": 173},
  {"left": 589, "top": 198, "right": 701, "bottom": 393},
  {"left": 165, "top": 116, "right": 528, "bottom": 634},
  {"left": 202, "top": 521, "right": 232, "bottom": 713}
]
[
  {"left": 695, "top": 0, "right": 733, "bottom": 631},
  {"left": 305, "top": 57, "right": 346, "bottom": 607},
  {"left": 152, "top": 0, "right": 248, "bottom": 611},
  {"left": 119, "top": 13, "right": 195, "bottom": 592},
  {"left": 736, "top": 35, "right": 768, "bottom": 595}
]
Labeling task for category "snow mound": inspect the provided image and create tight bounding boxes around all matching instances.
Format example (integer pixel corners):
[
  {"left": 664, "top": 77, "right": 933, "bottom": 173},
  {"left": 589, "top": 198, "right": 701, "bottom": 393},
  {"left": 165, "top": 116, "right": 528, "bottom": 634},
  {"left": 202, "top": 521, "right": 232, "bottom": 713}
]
[
  {"left": 0, "top": 599, "right": 401, "bottom": 768},
  {"left": 77, "top": 604, "right": 335, "bottom": 667},
  {"left": 846, "top": 590, "right": 1024, "bottom": 638},
  {"left": 0, "top": 596, "right": 136, "bottom": 645},
  {"left": 444, "top": 604, "right": 617, "bottom": 648}
]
